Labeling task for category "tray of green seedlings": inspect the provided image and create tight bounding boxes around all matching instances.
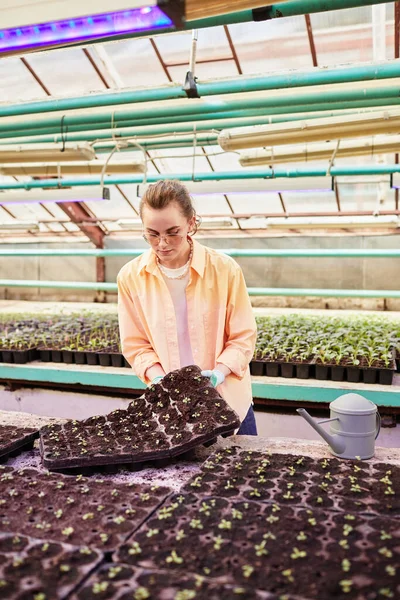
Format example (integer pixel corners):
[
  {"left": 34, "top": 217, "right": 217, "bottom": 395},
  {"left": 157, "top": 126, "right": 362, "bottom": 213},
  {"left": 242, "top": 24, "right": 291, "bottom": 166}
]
[
  {"left": 39, "top": 366, "right": 240, "bottom": 472},
  {"left": 72, "top": 564, "right": 291, "bottom": 600},
  {"left": 115, "top": 492, "right": 400, "bottom": 600},
  {"left": 251, "top": 314, "right": 398, "bottom": 385},
  {"left": 0, "top": 464, "right": 171, "bottom": 552},
  {"left": 0, "top": 532, "right": 102, "bottom": 600},
  {"left": 0, "top": 424, "right": 39, "bottom": 462},
  {"left": 182, "top": 447, "right": 399, "bottom": 518}
]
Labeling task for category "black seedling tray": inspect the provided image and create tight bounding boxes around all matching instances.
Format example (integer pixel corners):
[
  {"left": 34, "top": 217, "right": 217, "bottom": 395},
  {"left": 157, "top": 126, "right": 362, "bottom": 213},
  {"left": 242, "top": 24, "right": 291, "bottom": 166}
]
[
  {"left": 115, "top": 493, "right": 400, "bottom": 599},
  {"left": 39, "top": 365, "right": 240, "bottom": 472},
  {"left": 182, "top": 447, "right": 399, "bottom": 518},
  {"left": 249, "top": 358, "right": 396, "bottom": 385},
  {"left": 0, "top": 465, "right": 170, "bottom": 551},
  {"left": 72, "top": 564, "right": 285, "bottom": 600},
  {"left": 0, "top": 424, "right": 39, "bottom": 461},
  {"left": 0, "top": 532, "right": 102, "bottom": 600}
]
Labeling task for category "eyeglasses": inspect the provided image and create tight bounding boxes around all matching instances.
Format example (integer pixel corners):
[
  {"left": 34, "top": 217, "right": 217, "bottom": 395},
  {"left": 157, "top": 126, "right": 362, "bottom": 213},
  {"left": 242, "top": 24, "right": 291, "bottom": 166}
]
[{"left": 143, "top": 233, "right": 184, "bottom": 246}]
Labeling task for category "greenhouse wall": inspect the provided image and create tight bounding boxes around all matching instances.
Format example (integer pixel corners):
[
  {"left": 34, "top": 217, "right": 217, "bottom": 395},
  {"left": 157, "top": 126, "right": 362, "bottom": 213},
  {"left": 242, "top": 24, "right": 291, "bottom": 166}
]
[{"left": 0, "top": 235, "right": 399, "bottom": 310}]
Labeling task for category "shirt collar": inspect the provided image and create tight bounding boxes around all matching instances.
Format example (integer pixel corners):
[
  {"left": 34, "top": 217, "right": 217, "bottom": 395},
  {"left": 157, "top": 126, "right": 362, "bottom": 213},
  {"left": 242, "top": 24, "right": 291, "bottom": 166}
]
[{"left": 138, "top": 237, "right": 205, "bottom": 278}]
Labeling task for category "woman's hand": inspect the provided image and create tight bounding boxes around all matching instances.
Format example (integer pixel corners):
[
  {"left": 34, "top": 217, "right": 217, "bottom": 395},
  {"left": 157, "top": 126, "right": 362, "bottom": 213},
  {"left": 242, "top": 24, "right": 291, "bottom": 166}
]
[
  {"left": 145, "top": 363, "right": 165, "bottom": 385},
  {"left": 201, "top": 368, "right": 227, "bottom": 387}
]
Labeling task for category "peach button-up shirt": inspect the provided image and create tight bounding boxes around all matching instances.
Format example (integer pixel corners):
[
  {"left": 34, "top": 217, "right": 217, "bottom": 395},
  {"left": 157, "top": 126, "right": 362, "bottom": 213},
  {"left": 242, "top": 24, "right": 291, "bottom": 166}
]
[{"left": 117, "top": 239, "right": 257, "bottom": 422}]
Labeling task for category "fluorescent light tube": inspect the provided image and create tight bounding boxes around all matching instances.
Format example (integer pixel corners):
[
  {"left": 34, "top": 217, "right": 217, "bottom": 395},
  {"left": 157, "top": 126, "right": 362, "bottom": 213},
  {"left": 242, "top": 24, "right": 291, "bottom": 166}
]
[
  {"left": 0, "top": 143, "right": 96, "bottom": 163},
  {"left": 0, "top": 160, "right": 146, "bottom": 176},
  {"left": 240, "top": 135, "right": 400, "bottom": 166},
  {"left": 117, "top": 219, "right": 143, "bottom": 230},
  {"left": 219, "top": 109, "right": 400, "bottom": 150},
  {"left": 266, "top": 216, "right": 400, "bottom": 229},
  {"left": 0, "top": 221, "right": 39, "bottom": 230},
  {"left": 136, "top": 177, "right": 333, "bottom": 195},
  {"left": 200, "top": 218, "right": 234, "bottom": 228},
  {"left": 0, "top": 186, "right": 110, "bottom": 205},
  {"left": 0, "top": 3, "right": 176, "bottom": 55}
]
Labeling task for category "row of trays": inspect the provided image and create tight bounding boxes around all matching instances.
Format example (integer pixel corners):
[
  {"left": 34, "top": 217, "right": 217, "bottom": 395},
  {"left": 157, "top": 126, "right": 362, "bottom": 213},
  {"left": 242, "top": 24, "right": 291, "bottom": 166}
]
[
  {"left": 250, "top": 358, "right": 397, "bottom": 385},
  {"left": 0, "top": 347, "right": 131, "bottom": 368}
]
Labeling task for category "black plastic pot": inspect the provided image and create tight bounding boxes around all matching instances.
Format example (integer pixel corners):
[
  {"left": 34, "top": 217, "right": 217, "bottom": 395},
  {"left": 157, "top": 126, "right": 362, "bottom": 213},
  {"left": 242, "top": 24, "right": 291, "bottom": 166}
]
[
  {"left": 315, "top": 364, "right": 329, "bottom": 380},
  {"left": 2, "top": 350, "right": 13, "bottom": 363},
  {"left": 379, "top": 369, "right": 395, "bottom": 385},
  {"left": 266, "top": 362, "right": 280, "bottom": 377},
  {"left": 39, "top": 349, "right": 51, "bottom": 362},
  {"left": 74, "top": 351, "right": 86, "bottom": 365},
  {"left": 51, "top": 350, "right": 62, "bottom": 363},
  {"left": 331, "top": 366, "right": 345, "bottom": 381},
  {"left": 99, "top": 353, "right": 111, "bottom": 367},
  {"left": 295, "top": 363, "right": 310, "bottom": 379},
  {"left": 347, "top": 367, "right": 361, "bottom": 383},
  {"left": 111, "top": 353, "right": 124, "bottom": 368},
  {"left": 0, "top": 350, "right": 3, "bottom": 362},
  {"left": 28, "top": 348, "right": 38, "bottom": 362},
  {"left": 62, "top": 350, "right": 74, "bottom": 364},
  {"left": 12, "top": 350, "right": 30, "bottom": 364},
  {"left": 86, "top": 352, "right": 99, "bottom": 366},
  {"left": 280, "top": 363, "right": 295, "bottom": 378},
  {"left": 250, "top": 360, "right": 265, "bottom": 376},
  {"left": 363, "top": 368, "right": 377, "bottom": 384},
  {"left": 124, "top": 358, "right": 131, "bottom": 369}
]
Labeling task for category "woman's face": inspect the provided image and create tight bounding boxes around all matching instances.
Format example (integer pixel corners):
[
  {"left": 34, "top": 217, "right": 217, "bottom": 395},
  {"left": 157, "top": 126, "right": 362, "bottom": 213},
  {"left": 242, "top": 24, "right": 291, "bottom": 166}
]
[{"left": 142, "top": 201, "right": 195, "bottom": 264}]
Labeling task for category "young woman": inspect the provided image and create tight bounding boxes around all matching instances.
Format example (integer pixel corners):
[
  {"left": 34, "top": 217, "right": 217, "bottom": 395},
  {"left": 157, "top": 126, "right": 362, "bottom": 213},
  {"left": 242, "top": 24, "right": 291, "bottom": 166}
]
[{"left": 117, "top": 180, "right": 258, "bottom": 435}]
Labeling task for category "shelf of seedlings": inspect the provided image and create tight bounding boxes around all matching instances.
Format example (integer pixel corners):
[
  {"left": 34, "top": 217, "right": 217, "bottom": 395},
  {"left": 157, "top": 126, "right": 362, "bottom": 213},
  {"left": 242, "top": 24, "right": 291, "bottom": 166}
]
[{"left": 1, "top": 311, "right": 400, "bottom": 408}]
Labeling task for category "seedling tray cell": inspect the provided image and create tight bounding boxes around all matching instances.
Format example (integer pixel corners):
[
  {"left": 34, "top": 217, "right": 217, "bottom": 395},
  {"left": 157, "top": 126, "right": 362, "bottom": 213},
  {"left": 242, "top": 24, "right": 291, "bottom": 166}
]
[
  {"left": 0, "top": 532, "right": 102, "bottom": 600},
  {"left": 0, "top": 424, "right": 39, "bottom": 461},
  {"left": 0, "top": 465, "right": 170, "bottom": 551},
  {"left": 39, "top": 366, "right": 240, "bottom": 472},
  {"left": 72, "top": 564, "right": 286, "bottom": 600},
  {"left": 115, "top": 493, "right": 400, "bottom": 599},
  {"left": 182, "top": 447, "right": 399, "bottom": 517}
]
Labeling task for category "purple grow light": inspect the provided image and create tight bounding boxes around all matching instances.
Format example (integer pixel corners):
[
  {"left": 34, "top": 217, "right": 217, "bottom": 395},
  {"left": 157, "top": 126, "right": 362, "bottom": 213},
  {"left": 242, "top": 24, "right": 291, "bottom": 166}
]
[{"left": 0, "top": 6, "right": 173, "bottom": 54}]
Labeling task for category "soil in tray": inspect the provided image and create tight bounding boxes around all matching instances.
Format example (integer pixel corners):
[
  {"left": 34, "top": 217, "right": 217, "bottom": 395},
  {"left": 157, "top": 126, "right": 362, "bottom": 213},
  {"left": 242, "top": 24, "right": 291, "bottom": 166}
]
[
  {"left": 0, "top": 532, "right": 102, "bottom": 600},
  {"left": 115, "top": 493, "right": 400, "bottom": 599},
  {"left": 39, "top": 365, "right": 240, "bottom": 471},
  {"left": 0, "top": 424, "right": 39, "bottom": 461},
  {"left": 72, "top": 564, "right": 279, "bottom": 600},
  {"left": 182, "top": 447, "right": 399, "bottom": 517},
  {"left": 0, "top": 465, "right": 170, "bottom": 551}
]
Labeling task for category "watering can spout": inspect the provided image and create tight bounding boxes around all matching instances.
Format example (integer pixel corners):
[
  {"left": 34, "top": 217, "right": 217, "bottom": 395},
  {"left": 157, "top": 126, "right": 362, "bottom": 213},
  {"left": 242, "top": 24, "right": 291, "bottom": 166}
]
[{"left": 296, "top": 408, "right": 346, "bottom": 455}]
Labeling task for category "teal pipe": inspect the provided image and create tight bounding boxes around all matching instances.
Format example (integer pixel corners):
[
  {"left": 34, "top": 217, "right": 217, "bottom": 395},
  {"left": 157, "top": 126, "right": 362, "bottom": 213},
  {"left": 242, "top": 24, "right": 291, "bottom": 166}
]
[
  {"left": 3, "top": 99, "right": 400, "bottom": 142},
  {"left": 0, "top": 249, "right": 399, "bottom": 258},
  {"left": 2, "top": 106, "right": 389, "bottom": 146},
  {"left": 261, "top": 0, "right": 390, "bottom": 20},
  {"left": 0, "top": 54, "right": 397, "bottom": 118},
  {"left": 1, "top": 166, "right": 400, "bottom": 190},
  {"left": 0, "top": 279, "right": 398, "bottom": 298},
  {"left": 1, "top": 86, "right": 399, "bottom": 137},
  {"left": 247, "top": 288, "right": 400, "bottom": 298}
]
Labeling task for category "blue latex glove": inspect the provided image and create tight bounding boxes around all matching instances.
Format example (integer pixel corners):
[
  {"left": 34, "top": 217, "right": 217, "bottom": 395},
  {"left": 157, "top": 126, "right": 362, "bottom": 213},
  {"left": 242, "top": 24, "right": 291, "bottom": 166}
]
[
  {"left": 150, "top": 375, "right": 164, "bottom": 386},
  {"left": 201, "top": 369, "right": 225, "bottom": 388}
]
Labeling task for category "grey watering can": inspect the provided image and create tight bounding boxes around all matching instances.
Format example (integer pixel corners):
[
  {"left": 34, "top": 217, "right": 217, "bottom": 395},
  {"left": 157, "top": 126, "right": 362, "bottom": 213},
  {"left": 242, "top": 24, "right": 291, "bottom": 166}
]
[{"left": 297, "top": 393, "right": 381, "bottom": 460}]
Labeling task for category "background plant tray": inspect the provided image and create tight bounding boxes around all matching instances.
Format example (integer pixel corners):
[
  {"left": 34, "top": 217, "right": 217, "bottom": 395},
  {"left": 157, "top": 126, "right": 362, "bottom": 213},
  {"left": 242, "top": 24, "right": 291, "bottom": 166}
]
[
  {"left": 182, "top": 447, "right": 399, "bottom": 518},
  {"left": 0, "top": 424, "right": 39, "bottom": 461},
  {"left": 250, "top": 359, "right": 396, "bottom": 385},
  {"left": 72, "top": 564, "right": 288, "bottom": 600},
  {"left": 0, "top": 465, "right": 170, "bottom": 551},
  {"left": 0, "top": 532, "right": 102, "bottom": 600},
  {"left": 115, "top": 493, "right": 400, "bottom": 600},
  {"left": 39, "top": 366, "right": 240, "bottom": 471}
]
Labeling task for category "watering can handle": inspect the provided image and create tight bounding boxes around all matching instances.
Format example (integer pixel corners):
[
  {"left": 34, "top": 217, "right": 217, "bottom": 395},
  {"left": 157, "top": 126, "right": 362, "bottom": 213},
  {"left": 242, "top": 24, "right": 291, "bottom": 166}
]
[{"left": 375, "top": 411, "right": 381, "bottom": 440}]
